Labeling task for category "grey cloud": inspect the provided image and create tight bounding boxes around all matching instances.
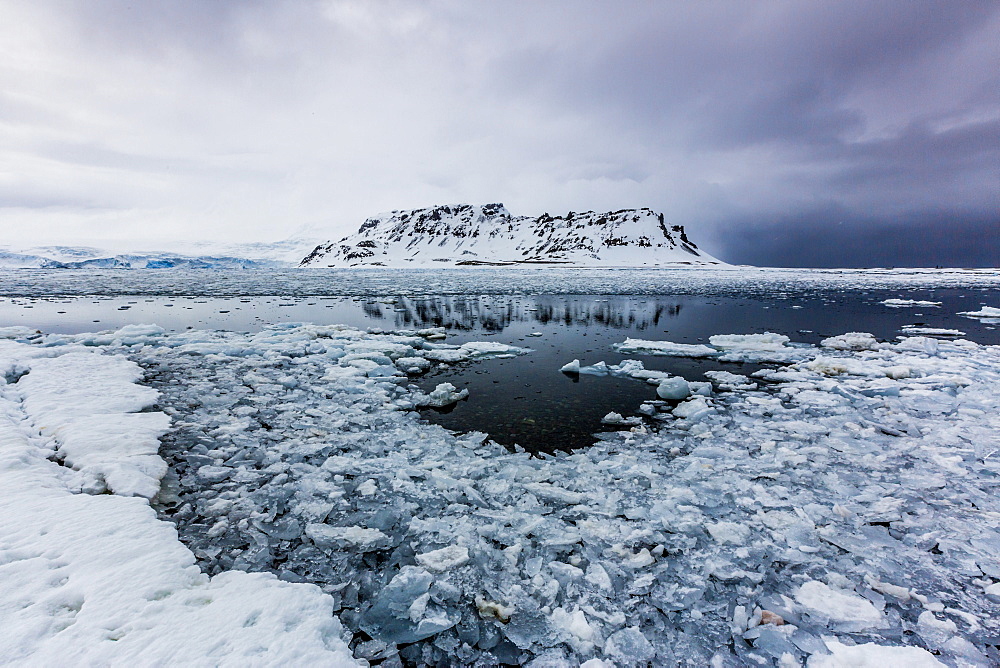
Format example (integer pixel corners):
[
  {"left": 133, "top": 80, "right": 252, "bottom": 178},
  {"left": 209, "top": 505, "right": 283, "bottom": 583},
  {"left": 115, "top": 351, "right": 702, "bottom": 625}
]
[{"left": 0, "top": 1, "right": 997, "bottom": 265}]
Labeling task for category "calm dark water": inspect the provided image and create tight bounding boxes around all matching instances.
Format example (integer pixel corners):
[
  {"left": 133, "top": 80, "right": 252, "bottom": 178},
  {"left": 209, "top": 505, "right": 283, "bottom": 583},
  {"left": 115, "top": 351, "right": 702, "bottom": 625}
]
[{"left": 1, "top": 288, "right": 997, "bottom": 451}]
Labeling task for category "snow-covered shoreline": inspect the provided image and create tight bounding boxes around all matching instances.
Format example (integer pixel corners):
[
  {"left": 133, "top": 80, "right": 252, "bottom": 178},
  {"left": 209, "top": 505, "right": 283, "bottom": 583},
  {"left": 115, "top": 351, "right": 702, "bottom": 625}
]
[
  {"left": 0, "top": 337, "right": 357, "bottom": 665},
  {"left": 2, "top": 322, "right": 999, "bottom": 665}
]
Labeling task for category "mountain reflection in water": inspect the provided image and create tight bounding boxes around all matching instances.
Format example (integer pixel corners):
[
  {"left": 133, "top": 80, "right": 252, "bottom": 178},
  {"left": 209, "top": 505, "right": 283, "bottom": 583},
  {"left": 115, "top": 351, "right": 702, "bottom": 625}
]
[{"left": 359, "top": 295, "right": 684, "bottom": 332}]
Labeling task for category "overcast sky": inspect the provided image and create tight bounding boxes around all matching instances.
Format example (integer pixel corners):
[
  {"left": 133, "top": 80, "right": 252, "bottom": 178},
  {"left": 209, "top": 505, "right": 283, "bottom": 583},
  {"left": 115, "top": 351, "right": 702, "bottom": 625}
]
[{"left": 1, "top": 1, "right": 997, "bottom": 266}]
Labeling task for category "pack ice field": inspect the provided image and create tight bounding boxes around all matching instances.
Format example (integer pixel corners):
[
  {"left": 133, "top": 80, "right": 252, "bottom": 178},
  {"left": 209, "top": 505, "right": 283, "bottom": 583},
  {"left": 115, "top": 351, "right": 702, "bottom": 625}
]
[{"left": 1, "top": 267, "right": 1000, "bottom": 667}]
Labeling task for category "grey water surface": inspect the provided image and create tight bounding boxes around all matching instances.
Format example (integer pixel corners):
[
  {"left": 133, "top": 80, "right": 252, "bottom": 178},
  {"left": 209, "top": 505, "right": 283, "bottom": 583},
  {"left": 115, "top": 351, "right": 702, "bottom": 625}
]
[{"left": 3, "top": 282, "right": 997, "bottom": 451}]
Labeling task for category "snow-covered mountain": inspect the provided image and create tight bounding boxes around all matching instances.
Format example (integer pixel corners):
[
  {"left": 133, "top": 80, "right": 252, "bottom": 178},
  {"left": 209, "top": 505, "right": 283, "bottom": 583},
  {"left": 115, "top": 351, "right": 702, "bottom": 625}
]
[{"left": 299, "top": 204, "right": 723, "bottom": 267}]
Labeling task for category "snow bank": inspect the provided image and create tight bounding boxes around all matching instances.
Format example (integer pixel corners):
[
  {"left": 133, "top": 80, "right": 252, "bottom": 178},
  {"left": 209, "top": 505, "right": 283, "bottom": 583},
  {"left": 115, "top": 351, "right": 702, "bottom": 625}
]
[
  {"left": 17, "top": 352, "right": 169, "bottom": 498},
  {"left": 0, "top": 341, "right": 357, "bottom": 665}
]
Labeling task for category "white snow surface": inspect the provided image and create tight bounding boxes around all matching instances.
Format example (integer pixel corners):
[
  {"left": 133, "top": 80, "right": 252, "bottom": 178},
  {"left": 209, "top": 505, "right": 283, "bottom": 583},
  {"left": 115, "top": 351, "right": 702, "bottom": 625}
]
[
  {"left": 2, "top": 322, "right": 1000, "bottom": 665},
  {"left": 0, "top": 340, "right": 357, "bottom": 665},
  {"left": 16, "top": 352, "right": 170, "bottom": 498}
]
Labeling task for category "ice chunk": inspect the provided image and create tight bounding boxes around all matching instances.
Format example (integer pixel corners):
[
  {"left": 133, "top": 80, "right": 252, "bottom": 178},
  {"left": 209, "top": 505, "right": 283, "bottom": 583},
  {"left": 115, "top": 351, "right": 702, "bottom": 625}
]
[
  {"left": 396, "top": 356, "right": 432, "bottom": 374},
  {"left": 305, "top": 524, "right": 391, "bottom": 551},
  {"left": 603, "top": 627, "right": 654, "bottom": 664},
  {"left": 579, "top": 361, "right": 609, "bottom": 376},
  {"left": 417, "top": 327, "right": 447, "bottom": 339},
  {"left": 881, "top": 299, "right": 941, "bottom": 307},
  {"left": 550, "top": 607, "right": 595, "bottom": 652},
  {"left": 900, "top": 326, "right": 965, "bottom": 336},
  {"left": 985, "top": 582, "right": 1000, "bottom": 602},
  {"left": 601, "top": 412, "right": 641, "bottom": 426},
  {"left": 794, "top": 581, "right": 884, "bottom": 630},
  {"left": 709, "top": 333, "right": 790, "bottom": 351},
  {"left": 424, "top": 341, "right": 527, "bottom": 362},
  {"left": 707, "top": 521, "right": 750, "bottom": 544},
  {"left": 560, "top": 359, "right": 581, "bottom": 374},
  {"left": 656, "top": 377, "right": 691, "bottom": 400},
  {"left": 884, "top": 365, "right": 911, "bottom": 379},
  {"left": 413, "top": 382, "right": 469, "bottom": 407},
  {"left": 415, "top": 545, "right": 470, "bottom": 572},
  {"left": 916, "top": 611, "right": 957, "bottom": 648},
  {"left": 672, "top": 396, "right": 713, "bottom": 419},
  {"left": 360, "top": 566, "right": 458, "bottom": 644},
  {"left": 613, "top": 338, "right": 717, "bottom": 357},
  {"left": 704, "top": 370, "right": 756, "bottom": 390},
  {"left": 523, "top": 482, "right": 584, "bottom": 505},
  {"left": 957, "top": 306, "right": 1000, "bottom": 318},
  {"left": 820, "top": 332, "right": 881, "bottom": 351}
]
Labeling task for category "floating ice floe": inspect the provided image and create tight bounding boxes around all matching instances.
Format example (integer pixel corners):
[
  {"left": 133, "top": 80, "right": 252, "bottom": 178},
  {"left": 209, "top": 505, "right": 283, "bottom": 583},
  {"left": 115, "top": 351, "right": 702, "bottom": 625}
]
[
  {"left": 655, "top": 376, "right": 691, "bottom": 400},
  {"left": 560, "top": 359, "right": 581, "bottom": 374},
  {"left": 615, "top": 332, "right": 811, "bottom": 363},
  {"left": 423, "top": 340, "right": 529, "bottom": 362},
  {"left": 704, "top": 370, "right": 757, "bottom": 391},
  {"left": 958, "top": 306, "right": 1000, "bottom": 324},
  {"left": 900, "top": 326, "right": 966, "bottom": 336},
  {"left": 613, "top": 338, "right": 717, "bottom": 357},
  {"left": 601, "top": 411, "right": 642, "bottom": 426},
  {"left": 821, "top": 332, "right": 883, "bottom": 351},
  {"left": 412, "top": 382, "right": 469, "bottom": 408},
  {"left": 881, "top": 298, "right": 942, "bottom": 307}
]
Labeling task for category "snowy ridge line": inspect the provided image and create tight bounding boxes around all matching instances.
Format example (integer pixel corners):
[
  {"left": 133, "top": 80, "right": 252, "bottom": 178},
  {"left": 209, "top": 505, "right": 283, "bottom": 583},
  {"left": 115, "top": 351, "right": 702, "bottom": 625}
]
[
  {"left": 0, "top": 340, "right": 357, "bottom": 665},
  {"left": 3, "top": 324, "right": 1000, "bottom": 665}
]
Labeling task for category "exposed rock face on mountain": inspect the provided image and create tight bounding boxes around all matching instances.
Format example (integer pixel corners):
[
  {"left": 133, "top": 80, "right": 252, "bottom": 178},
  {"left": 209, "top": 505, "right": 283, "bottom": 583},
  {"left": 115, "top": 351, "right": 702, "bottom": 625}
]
[{"left": 299, "top": 204, "right": 723, "bottom": 267}]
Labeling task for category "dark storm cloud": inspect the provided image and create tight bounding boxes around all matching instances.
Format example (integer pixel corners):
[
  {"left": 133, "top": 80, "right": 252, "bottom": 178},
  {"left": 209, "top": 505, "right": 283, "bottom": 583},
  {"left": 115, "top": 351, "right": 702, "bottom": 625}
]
[
  {"left": 720, "top": 209, "right": 1000, "bottom": 268},
  {"left": 0, "top": 1, "right": 997, "bottom": 264}
]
